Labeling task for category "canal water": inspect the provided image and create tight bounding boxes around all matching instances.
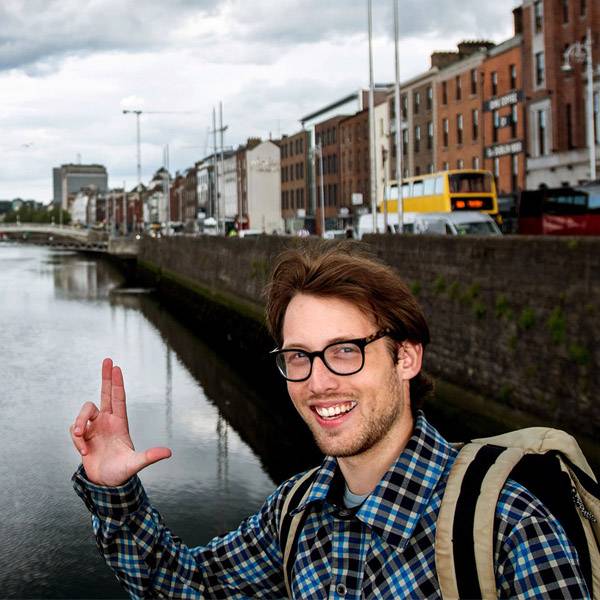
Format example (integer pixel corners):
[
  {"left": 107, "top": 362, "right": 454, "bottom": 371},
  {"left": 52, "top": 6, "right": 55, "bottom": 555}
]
[
  {"left": 0, "top": 244, "right": 312, "bottom": 598},
  {"left": 1, "top": 244, "right": 597, "bottom": 598}
]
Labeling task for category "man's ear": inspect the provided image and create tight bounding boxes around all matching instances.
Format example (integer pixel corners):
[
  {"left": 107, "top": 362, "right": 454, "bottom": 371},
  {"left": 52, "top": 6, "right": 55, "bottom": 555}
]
[{"left": 396, "top": 341, "right": 423, "bottom": 381}]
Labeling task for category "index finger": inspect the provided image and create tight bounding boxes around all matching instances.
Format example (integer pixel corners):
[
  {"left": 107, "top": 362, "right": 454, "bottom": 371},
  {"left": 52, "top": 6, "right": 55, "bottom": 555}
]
[{"left": 100, "top": 357, "right": 113, "bottom": 413}]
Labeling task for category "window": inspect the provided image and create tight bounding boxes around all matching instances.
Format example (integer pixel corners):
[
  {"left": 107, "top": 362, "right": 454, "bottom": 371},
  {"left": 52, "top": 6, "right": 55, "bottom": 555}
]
[
  {"left": 470, "top": 69, "right": 477, "bottom": 95},
  {"left": 427, "top": 121, "right": 433, "bottom": 149},
  {"left": 402, "top": 129, "right": 408, "bottom": 155},
  {"left": 580, "top": 0, "right": 586, "bottom": 16},
  {"left": 443, "top": 161, "right": 449, "bottom": 171},
  {"left": 566, "top": 103, "right": 573, "bottom": 148},
  {"left": 414, "top": 91, "right": 421, "bottom": 114},
  {"left": 472, "top": 109, "right": 479, "bottom": 140},
  {"left": 415, "top": 125, "right": 421, "bottom": 153},
  {"left": 443, "top": 118, "right": 449, "bottom": 147},
  {"left": 493, "top": 110, "right": 500, "bottom": 142},
  {"left": 455, "top": 75, "right": 462, "bottom": 100},
  {"left": 457, "top": 114, "right": 463, "bottom": 145},
  {"left": 427, "top": 86, "right": 433, "bottom": 110},
  {"left": 457, "top": 159, "right": 464, "bottom": 169},
  {"left": 491, "top": 72, "right": 498, "bottom": 96},
  {"left": 442, "top": 81, "right": 448, "bottom": 105},
  {"left": 493, "top": 157, "right": 500, "bottom": 178},
  {"left": 472, "top": 156, "right": 480, "bottom": 169},
  {"left": 424, "top": 178, "right": 435, "bottom": 195},
  {"left": 510, "top": 64, "right": 517, "bottom": 90},
  {"left": 429, "top": 163, "right": 435, "bottom": 174},
  {"left": 538, "top": 109, "right": 547, "bottom": 155},
  {"left": 562, "top": 0, "right": 569, "bottom": 23},
  {"left": 401, "top": 94, "right": 408, "bottom": 119},
  {"left": 535, "top": 52, "right": 545, "bottom": 86},
  {"left": 534, "top": 0, "right": 543, "bottom": 33},
  {"left": 511, "top": 154, "right": 519, "bottom": 191},
  {"left": 511, "top": 105, "right": 518, "bottom": 138},
  {"left": 595, "top": 91, "right": 600, "bottom": 144}
]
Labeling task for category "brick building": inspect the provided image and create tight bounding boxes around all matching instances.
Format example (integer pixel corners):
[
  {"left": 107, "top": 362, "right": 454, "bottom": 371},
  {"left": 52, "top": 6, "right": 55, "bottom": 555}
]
[
  {"left": 481, "top": 34, "right": 526, "bottom": 199},
  {"left": 315, "top": 116, "right": 345, "bottom": 233},
  {"left": 339, "top": 109, "right": 370, "bottom": 228},
  {"left": 436, "top": 42, "right": 494, "bottom": 173},
  {"left": 280, "top": 129, "right": 309, "bottom": 233},
  {"left": 521, "top": 0, "right": 600, "bottom": 187}
]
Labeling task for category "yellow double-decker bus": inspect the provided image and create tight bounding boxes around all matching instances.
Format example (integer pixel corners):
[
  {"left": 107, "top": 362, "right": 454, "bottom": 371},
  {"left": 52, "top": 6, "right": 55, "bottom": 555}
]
[{"left": 380, "top": 169, "right": 499, "bottom": 218}]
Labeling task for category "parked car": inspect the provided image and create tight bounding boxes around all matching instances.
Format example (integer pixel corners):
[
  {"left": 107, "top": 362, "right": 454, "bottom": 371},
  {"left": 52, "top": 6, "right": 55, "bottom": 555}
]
[{"left": 356, "top": 211, "right": 502, "bottom": 239}]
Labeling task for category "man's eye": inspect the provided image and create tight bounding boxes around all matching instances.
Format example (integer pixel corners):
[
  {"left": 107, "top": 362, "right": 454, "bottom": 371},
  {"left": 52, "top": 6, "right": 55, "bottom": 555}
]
[
  {"left": 287, "top": 352, "right": 309, "bottom": 364},
  {"left": 331, "top": 344, "right": 360, "bottom": 356}
]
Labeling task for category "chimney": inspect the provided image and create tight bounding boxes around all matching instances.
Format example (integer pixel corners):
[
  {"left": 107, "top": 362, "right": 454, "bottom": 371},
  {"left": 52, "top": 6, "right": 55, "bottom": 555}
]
[
  {"left": 513, "top": 6, "right": 523, "bottom": 35},
  {"left": 431, "top": 51, "right": 460, "bottom": 69}
]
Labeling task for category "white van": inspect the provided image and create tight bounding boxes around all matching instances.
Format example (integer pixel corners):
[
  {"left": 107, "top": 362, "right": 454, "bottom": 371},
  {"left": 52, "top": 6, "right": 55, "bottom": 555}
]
[{"left": 356, "top": 211, "right": 501, "bottom": 239}]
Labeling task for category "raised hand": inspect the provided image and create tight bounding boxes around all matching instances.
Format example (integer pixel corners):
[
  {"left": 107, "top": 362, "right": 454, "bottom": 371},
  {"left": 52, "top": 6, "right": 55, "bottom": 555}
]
[{"left": 70, "top": 358, "right": 172, "bottom": 486}]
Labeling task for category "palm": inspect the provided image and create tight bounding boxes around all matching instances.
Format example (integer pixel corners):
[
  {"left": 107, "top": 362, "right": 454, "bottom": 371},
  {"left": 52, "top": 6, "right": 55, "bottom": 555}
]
[
  {"left": 71, "top": 358, "right": 171, "bottom": 486},
  {"left": 82, "top": 411, "right": 136, "bottom": 485}
]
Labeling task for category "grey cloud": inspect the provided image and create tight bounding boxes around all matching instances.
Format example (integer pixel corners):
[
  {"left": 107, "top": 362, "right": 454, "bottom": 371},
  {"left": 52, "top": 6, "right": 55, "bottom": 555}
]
[
  {"left": 0, "top": 0, "right": 218, "bottom": 71},
  {"left": 1, "top": 0, "right": 516, "bottom": 73}
]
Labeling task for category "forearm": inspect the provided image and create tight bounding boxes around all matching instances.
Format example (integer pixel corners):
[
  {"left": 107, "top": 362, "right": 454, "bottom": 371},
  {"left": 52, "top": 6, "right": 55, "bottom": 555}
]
[{"left": 73, "top": 465, "right": 287, "bottom": 598}]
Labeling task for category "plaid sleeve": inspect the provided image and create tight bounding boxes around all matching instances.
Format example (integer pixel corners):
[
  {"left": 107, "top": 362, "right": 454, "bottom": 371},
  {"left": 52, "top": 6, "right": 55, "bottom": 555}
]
[
  {"left": 494, "top": 479, "right": 590, "bottom": 599},
  {"left": 72, "top": 465, "right": 288, "bottom": 599}
]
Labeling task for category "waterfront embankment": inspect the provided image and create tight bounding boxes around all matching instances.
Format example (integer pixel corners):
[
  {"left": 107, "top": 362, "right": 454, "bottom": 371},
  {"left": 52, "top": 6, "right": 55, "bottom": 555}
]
[{"left": 136, "top": 234, "right": 600, "bottom": 444}]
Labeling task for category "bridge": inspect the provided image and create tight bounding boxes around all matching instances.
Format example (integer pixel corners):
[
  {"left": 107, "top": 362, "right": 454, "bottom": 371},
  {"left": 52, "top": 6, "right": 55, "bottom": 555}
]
[{"left": 0, "top": 224, "right": 138, "bottom": 256}]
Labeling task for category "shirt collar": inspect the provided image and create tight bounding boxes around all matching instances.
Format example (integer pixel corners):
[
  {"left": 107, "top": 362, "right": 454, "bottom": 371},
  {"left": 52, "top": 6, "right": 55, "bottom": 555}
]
[{"left": 291, "top": 413, "right": 456, "bottom": 549}]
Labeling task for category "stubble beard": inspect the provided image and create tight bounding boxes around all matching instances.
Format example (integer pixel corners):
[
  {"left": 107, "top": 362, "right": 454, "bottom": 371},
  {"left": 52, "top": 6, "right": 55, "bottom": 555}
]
[{"left": 309, "top": 371, "right": 405, "bottom": 458}]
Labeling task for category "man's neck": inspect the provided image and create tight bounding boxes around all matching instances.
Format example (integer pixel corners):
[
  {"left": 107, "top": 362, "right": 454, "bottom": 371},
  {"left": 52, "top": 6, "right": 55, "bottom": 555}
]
[{"left": 337, "top": 413, "right": 415, "bottom": 496}]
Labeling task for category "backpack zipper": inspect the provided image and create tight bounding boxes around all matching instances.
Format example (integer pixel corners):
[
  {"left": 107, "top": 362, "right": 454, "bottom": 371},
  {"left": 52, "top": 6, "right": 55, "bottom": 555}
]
[{"left": 571, "top": 486, "right": 597, "bottom": 523}]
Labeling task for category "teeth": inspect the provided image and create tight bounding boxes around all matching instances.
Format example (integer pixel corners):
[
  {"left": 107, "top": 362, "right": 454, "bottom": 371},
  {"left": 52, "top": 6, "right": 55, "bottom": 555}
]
[{"left": 315, "top": 402, "right": 356, "bottom": 419}]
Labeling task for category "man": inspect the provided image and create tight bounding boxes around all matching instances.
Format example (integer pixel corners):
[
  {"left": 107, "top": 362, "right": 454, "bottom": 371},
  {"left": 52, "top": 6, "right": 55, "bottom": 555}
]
[{"left": 71, "top": 243, "right": 588, "bottom": 598}]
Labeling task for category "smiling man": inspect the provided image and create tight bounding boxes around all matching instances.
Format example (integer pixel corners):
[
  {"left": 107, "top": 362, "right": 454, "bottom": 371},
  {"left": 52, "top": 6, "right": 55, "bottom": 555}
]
[{"left": 71, "top": 242, "right": 588, "bottom": 598}]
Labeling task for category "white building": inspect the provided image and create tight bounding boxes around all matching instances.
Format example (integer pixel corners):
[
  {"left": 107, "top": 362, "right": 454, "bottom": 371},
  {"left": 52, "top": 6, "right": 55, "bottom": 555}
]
[
  {"left": 246, "top": 141, "right": 283, "bottom": 233},
  {"left": 217, "top": 152, "right": 238, "bottom": 229}
]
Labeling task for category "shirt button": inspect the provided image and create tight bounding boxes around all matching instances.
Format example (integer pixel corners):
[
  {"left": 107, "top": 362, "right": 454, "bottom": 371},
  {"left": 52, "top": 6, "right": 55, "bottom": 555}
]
[{"left": 336, "top": 583, "right": 347, "bottom": 596}]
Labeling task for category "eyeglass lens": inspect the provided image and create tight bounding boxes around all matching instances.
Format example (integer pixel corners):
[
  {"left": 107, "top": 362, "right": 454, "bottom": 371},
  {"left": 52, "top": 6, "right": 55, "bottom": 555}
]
[{"left": 276, "top": 341, "right": 365, "bottom": 381}]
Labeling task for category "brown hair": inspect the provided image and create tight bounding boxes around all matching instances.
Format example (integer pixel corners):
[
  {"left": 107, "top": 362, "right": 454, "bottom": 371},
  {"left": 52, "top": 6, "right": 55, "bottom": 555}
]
[{"left": 265, "top": 241, "right": 433, "bottom": 410}]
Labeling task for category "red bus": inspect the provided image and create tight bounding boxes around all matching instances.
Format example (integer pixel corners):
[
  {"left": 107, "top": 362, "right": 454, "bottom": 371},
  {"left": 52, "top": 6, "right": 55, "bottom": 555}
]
[{"left": 518, "top": 184, "right": 600, "bottom": 235}]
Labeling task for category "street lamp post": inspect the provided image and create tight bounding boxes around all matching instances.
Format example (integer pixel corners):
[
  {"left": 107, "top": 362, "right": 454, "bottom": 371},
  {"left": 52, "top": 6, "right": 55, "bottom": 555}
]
[
  {"left": 123, "top": 110, "right": 142, "bottom": 185},
  {"left": 313, "top": 144, "right": 326, "bottom": 237},
  {"left": 561, "top": 28, "right": 597, "bottom": 182}
]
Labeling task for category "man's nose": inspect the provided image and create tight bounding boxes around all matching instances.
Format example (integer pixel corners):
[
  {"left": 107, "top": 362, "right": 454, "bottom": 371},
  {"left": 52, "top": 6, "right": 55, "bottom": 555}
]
[{"left": 307, "top": 356, "right": 338, "bottom": 393}]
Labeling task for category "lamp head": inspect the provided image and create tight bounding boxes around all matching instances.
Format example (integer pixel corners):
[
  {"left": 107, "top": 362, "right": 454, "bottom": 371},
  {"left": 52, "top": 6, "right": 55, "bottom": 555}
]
[{"left": 561, "top": 62, "right": 574, "bottom": 73}]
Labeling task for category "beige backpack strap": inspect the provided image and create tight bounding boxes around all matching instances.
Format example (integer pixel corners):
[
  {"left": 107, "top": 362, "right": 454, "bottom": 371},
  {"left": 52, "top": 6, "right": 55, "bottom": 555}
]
[
  {"left": 279, "top": 467, "right": 319, "bottom": 599},
  {"left": 472, "top": 447, "right": 524, "bottom": 599},
  {"left": 435, "top": 443, "right": 479, "bottom": 600}
]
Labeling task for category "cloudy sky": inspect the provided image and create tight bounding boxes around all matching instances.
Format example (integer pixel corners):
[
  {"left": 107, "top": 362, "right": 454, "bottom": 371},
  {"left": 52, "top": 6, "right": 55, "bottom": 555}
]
[{"left": 1, "top": 0, "right": 520, "bottom": 202}]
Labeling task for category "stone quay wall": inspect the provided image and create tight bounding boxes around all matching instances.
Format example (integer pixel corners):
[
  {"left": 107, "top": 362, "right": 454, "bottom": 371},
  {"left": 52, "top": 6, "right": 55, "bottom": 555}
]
[{"left": 138, "top": 234, "right": 600, "bottom": 436}]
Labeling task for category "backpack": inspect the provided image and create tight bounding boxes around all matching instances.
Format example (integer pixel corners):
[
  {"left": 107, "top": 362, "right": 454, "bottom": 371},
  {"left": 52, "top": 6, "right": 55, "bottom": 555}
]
[
  {"left": 279, "top": 428, "right": 600, "bottom": 599},
  {"left": 434, "top": 427, "right": 600, "bottom": 599}
]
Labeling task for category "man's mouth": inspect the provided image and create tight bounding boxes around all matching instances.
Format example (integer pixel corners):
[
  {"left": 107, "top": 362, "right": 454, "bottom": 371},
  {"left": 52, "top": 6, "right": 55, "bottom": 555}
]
[{"left": 312, "top": 401, "right": 357, "bottom": 420}]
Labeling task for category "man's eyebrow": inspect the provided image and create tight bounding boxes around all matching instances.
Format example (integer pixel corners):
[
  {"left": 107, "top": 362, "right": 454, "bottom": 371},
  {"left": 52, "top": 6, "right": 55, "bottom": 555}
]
[{"left": 282, "top": 335, "right": 362, "bottom": 351}]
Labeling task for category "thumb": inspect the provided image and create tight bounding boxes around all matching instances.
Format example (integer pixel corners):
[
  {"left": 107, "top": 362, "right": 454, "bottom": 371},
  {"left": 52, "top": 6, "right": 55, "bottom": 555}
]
[{"left": 130, "top": 446, "right": 172, "bottom": 474}]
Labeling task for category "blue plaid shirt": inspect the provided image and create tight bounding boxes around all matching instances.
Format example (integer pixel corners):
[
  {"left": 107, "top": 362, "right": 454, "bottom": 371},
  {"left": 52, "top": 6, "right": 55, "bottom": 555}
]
[{"left": 73, "top": 415, "right": 588, "bottom": 599}]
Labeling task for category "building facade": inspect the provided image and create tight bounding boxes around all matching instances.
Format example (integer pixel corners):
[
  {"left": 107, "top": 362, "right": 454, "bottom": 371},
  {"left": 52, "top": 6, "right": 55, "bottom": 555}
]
[
  {"left": 280, "top": 130, "right": 310, "bottom": 233},
  {"left": 246, "top": 140, "right": 283, "bottom": 233},
  {"left": 52, "top": 164, "right": 108, "bottom": 209},
  {"left": 521, "top": 0, "right": 600, "bottom": 188},
  {"left": 481, "top": 34, "right": 526, "bottom": 201}
]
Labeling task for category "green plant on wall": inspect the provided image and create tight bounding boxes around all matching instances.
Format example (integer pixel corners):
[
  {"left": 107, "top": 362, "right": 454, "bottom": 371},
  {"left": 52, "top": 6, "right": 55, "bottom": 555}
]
[
  {"left": 447, "top": 281, "right": 461, "bottom": 300},
  {"left": 410, "top": 281, "right": 422, "bottom": 296},
  {"left": 546, "top": 306, "right": 566, "bottom": 344},
  {"left": 472, "top": 300, "right": 486, "bottom": 319},
  {"left": 518, "top": 307, "right": 536, "bottom": 331},
  {"left": 568, "top": 343, "right": 591, "bottom": 366},
  {"left": 433, "top": 275, "right": 446, "bottom": 295},
  {"left": 462, "top": 282, "right": 480, "bottom": 304},
  {"left": 495, "top": 294, "right": 514, "bottom": 320}
]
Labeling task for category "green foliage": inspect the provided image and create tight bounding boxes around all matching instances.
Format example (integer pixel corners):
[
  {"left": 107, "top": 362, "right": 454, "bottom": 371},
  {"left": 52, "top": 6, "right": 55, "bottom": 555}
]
[
  {"left": 472, "top": 300, "right": 486, "bottom": 319},
  {"left": 546, "top": 307, "right": 566, "bottom": 344},
  {"left": 498, "top": 384, "right": 512, "bottom": 403},
  {"left": 518, "top": 307, "right": 536, "bottom": 331},
  {"left": 494, "top": 295, "right": 513, "bottom": 320},
  {"left": 3, "top": 206, "right": 70, "bottom": 225},
  {"left": 462, "top": 282, "right": 480, "bottom": 303},
  {"left": 508, "top": 333, "right": 518, "bottom": 351},
  {"left": 568, "top": 344, "right": 591, "bottom": 366},
  {"left": 447, "top": 281, "right": 461, "bottom": 300},
  {"left": 409, "top": 281, "right": 422, "bottom": 296},
  {"left": 566, "top": 238, "right": 579, "bottom": 250},
  {"left": 433, "top": 275, "right": 446, "bottom": 294}
]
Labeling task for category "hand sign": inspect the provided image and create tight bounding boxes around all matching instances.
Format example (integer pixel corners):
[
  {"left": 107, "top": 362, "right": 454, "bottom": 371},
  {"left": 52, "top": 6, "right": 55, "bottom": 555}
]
[{"left": 70, "top": 358, "right": 172, "bottom": 486}]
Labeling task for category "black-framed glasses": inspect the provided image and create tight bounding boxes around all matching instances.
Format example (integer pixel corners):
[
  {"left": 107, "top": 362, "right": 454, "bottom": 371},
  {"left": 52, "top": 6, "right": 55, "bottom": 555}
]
[{"left": 270, "top": 328, "right": 391, "bottom": 382}]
